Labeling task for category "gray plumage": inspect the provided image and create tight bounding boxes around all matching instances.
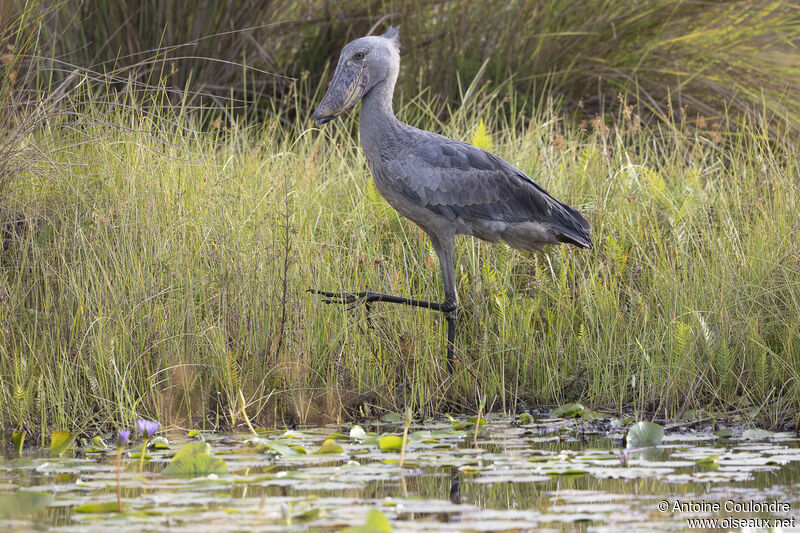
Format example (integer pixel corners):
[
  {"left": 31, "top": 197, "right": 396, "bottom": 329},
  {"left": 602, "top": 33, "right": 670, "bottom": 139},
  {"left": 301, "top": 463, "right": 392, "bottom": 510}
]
[{"left": 313, "top": 27, "right": 591, "bottom": 367}]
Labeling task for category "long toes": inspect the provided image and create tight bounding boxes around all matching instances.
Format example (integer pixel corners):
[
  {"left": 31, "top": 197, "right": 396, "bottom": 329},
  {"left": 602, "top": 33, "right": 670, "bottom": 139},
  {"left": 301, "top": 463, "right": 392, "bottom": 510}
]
[
  {"left": 310, "top": 289, "right": 343, "bottom": 299},
  {"left": 346, "top": 302, "right": 363, "bottom": 311},
  {"left": 314, "top": 291, "right": 370, "bottom": 307}
]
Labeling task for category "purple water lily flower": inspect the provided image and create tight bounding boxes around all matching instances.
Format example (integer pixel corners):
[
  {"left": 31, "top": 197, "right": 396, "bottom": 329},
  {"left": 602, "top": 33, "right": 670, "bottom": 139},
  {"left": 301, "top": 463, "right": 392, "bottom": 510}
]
[
  {"left": 118, "top": 429, "right": 130, "bottom": 446},
  {"left": 137, "top": 419, "right": 160, "bottom": 438}
]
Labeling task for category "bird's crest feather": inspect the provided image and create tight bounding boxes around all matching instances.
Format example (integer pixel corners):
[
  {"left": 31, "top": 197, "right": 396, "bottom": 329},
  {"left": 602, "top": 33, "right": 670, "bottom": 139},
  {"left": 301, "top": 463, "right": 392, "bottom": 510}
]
[{"left": 382, "top": 26, "right": 400, "bottom": 49}]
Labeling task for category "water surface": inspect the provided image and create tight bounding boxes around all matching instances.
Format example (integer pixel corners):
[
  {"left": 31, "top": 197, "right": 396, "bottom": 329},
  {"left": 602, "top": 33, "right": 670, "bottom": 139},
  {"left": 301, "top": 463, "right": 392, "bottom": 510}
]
[{"left": 2, "top": 415, "right": 798, "bottom": 531}]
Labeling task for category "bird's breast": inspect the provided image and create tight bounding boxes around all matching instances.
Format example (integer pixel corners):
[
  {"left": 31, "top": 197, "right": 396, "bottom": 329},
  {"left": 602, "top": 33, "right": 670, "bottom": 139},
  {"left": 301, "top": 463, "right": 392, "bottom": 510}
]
[{"left": 366, "top": 159, "right": 428, "bottom": 223}]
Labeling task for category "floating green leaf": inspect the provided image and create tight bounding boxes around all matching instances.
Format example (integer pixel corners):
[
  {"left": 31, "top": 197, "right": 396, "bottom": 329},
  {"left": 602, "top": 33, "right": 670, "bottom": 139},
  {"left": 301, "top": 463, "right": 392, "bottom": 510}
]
[
  {"left": 379, "top": 435, "right": 403, "bottom": 452},
  {"left": 313, "top": 439, "right": 344, "bottom": 454},
  {"left": 546, "top": 469, "right": 588, "bottom": 477},
  {"left": 294, "top": 508, "right": 322, "bottom": 522},
  {"left": 626, "top": 421, "right": 664, "bottom": 448},
  {"left": 162, "top": 441, "right": 227, "bottom": 477},
  {"left": 382, "top": 459, "right": 419, "bottom": 467},
  {"left": 74, "top": 501, "right": 122, "bottom": 513},
  {"left": 128, "top": 451, "right": 152, "bottom": 460},
  {"left": 582, "top": 409, "right": 607, "bottom": 421},
  {"left": 447, "top": 414, "right": 487, "bottom": 430},
  {"left": 342, "top": 508, "right": 392, "bottom": 533},
  {"left": 380, "top": 413, "right": 405, "bottom": 424},
  {"left": 696, "top": 455, "right": 720, "bottom": 466},
  {"left": 409, "top": 430, "right": 435, "bottom": 442},
  {"left": 172, "top": 441, "right": 210, "bottom": 458},
  {"left": 263, "top": 440, "right": 307, "bottom": 456},
  {"left": 283, "top": 430, "right": 312, "bottom": 439},
  {"left": 84, "top": 440, "right": 108, "bottom": 454},
  {"left": 742, "top": 428, "right": 774, "bottom": 439},
  {"left": 552, "top": 403, "right": 585, "bottom": 418},
  {"left": 49, "top": 430, "right": 75, "bottom": 457},
  {"left": 0, "top": 491, "right": 53, "bottom": 519}
]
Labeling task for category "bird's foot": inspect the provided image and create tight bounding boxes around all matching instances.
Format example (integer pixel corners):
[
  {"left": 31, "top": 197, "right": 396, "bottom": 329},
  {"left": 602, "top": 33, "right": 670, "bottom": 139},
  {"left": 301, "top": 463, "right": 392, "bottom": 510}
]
[
  {"left": 309, "top": 289, "right": 464, "bottom": 375},
  {"left": 308, "top": 289, "right": 380, "bottom": 310},
  {"left": 308, "top": 289, "right": 451, "bottom": 313}
]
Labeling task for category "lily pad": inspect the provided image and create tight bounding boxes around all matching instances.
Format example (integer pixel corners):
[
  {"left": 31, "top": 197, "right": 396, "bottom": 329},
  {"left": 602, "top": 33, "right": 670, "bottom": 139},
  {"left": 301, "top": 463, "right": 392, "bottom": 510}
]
[
  {"left": 380, "top": 413, "right": 405, "bottom": 424},
  {"left": 448, "top": 414, "right": 487, "bottom": 430},
  {"left": 49, "top": 431, "right": 75, "bottom": 457},
  {"left": 74, "top": 501, "right": 122, "bottom": 513},
  {"left": 742, "top": 428, "right": 774, "bottom": 439},
  {"left": 582, "top": 409, "right": 607, "bottom": 421},
  {"left": 625, "top": 421, "right": 664, "bottom": 448},
  {"left": 283, "top": 430, "right": 312, "bottom": 439},
  {"left": 0, "top": 491, "right": 53, "bottom": 519},
  {"left": 546, "top": 469, "right": 588, "bottom": 477},
  {"left": 170, "top": 441, "right": 210, "bottom": 459},
  {"left": 342, "top": 509, "right": 392, "bottom": 533},
  {"left": 552, "top": 403, "right": 585, "bottom": 418},
  {"left": 379, "top": 435, "right": 403, "bottom": 452},
  {"left": 293, "top": 507, "right": 322, "bottom": 522},
  {"left": 263, "top": 440, "right": 307, "bottom": 456},
  {"left": 84, "top": 436, "right": 108, "bottom": 453},
  {"left": 519, "top": 413, "right": 534, "bottom": 424},
  {"left": 313, "top": 439, "right": 344, "bottom": 454},
  {"left": 162, "top": 441, "right": 227, "bottom": 477}
]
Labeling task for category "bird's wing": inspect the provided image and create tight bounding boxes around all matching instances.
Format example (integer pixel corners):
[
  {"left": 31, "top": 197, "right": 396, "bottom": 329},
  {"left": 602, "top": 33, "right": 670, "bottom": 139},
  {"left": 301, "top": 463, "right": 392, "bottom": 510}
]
[{"left": 380, "top": 134, "right": 591, "bottom": 246}]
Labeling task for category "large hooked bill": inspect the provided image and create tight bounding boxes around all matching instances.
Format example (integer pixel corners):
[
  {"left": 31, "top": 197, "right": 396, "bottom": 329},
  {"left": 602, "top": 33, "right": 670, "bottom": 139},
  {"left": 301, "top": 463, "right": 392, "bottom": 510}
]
[{"left": 312, "top": 62, "right": 369, "bottom": 126}]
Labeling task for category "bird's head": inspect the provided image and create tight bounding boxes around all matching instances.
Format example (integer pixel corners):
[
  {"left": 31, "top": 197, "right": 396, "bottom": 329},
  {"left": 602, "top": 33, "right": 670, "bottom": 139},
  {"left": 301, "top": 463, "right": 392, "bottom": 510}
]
[{"left": 313, "top": 27, "right": 400, "bottom": 126}]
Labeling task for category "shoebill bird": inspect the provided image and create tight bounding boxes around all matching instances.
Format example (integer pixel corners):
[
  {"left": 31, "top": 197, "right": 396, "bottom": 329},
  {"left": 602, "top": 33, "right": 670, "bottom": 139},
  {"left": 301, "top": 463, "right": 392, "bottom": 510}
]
[{"left": 312, "top": 27, "right": 591, "bottom": 372}]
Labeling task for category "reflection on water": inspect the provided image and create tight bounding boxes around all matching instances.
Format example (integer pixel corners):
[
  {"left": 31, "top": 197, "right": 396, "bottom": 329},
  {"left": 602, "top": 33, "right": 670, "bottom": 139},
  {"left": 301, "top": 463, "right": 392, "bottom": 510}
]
[{"left": 1, "top": 415, "right": 798, "bottom": 531}]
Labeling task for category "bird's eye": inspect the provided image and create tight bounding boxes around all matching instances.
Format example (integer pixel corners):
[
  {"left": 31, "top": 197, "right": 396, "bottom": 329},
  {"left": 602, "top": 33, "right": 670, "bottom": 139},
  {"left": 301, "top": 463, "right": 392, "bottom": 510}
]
[{"left": 354, "top": 52, "right": 365, "bottom": 60}]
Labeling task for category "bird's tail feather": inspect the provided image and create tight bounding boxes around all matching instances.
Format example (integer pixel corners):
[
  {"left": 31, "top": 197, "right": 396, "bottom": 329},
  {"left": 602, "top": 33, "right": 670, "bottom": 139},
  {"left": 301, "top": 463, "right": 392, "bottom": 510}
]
[{"left": 552, "top": 203, "right": 592, "bottom": 249}]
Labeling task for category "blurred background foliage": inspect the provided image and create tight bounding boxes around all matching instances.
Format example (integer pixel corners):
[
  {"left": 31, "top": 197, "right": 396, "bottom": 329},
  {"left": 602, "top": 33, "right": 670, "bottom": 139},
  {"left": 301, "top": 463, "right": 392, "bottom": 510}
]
[{"left": 2, "top": 0, "right": 799, "bottom": 140}]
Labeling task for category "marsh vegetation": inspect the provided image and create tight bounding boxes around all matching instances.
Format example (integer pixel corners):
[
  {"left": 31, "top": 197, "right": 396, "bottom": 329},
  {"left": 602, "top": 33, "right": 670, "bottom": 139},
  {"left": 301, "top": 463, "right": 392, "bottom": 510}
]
[{"left": 1, "top": 1, "right": 798, "bottom": 439}]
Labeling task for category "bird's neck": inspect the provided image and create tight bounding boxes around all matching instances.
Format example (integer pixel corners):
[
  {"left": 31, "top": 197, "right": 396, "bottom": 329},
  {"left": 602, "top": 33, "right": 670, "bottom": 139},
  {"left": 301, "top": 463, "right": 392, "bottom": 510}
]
[
  {"left": 361, "top": 76, "right": 396, "bottom": 119},
  {"left": 359, "top": 77, "right": 400, "bottom": 159}
]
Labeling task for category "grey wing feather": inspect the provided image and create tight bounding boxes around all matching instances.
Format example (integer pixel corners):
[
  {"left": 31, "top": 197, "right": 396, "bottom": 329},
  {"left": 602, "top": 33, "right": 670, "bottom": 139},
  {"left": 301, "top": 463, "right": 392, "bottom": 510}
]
[{"left": 385, "top": 134, "right": 592, "bottom": 248}]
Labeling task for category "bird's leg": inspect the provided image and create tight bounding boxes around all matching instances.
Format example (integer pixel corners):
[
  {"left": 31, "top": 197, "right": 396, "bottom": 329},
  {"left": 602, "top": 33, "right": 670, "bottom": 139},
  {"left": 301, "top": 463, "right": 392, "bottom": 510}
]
[
  {"left": 431, "top": 232, "right": 459, "bottom": 375},
  {"left": 445, "top": 308, "right": 457, "bottom": 374},
  {"left": 310, "top": 232, "right": 460, "bottom": 373},
  {"left": 311, "top": 288, "right": 458, "bottom": 370}
]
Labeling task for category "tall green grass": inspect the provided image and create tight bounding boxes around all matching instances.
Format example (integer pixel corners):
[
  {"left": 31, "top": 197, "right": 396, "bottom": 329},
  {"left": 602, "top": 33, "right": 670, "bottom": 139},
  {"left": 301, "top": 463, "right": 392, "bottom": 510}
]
[
  {"left": 1, "top": 76, "right": 798, "bottom": 437},
  {"left": 7, "top": 0, "right": 800, "bottom": 139}
]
